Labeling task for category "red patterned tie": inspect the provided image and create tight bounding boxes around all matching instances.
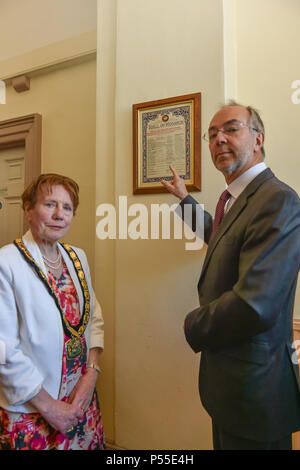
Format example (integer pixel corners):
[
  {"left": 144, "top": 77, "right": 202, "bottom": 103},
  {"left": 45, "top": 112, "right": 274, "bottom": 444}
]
[{"left": 211, "top": 189, "right": 231, "bottom": 238}]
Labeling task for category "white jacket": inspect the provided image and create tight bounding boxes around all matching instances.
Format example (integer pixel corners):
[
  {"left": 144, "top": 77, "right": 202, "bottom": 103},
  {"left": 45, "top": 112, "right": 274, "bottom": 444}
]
[{"left": 0, "top": 231, "right": 104, "bottom": 413}]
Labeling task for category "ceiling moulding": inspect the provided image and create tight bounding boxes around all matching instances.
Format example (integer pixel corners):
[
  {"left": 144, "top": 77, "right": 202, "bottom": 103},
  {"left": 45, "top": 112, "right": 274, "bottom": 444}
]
[{"left": 0, "top": 30, "right": 97, "bottom": 84}]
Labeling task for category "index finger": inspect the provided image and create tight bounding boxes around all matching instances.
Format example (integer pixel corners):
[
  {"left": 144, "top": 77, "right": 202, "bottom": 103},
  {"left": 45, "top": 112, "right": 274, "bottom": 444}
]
[{"left": 169, "top": 164, "right": 179, "bottom": 178}]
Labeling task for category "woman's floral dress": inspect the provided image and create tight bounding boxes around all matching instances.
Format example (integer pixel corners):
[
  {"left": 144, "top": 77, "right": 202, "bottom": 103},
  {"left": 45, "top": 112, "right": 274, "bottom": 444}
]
[{"left": 0, "top": 263, "right": 105, "bottom": 450}]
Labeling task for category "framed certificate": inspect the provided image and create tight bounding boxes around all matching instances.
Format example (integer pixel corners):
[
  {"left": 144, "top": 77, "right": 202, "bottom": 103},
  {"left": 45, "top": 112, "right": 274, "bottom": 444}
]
[{"left": 133, "top": 93, "right": 201, "bottom": 194}]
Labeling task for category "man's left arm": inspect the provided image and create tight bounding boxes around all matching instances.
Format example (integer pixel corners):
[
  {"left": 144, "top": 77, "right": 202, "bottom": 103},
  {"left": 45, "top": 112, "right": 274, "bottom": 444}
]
[{"left": 184, "top": 189, "right": 300, "bottom": 352}]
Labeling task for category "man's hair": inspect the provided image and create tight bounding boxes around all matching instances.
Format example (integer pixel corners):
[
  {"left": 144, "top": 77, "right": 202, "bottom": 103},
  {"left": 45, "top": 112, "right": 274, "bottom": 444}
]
[
  {"left": 221, "top": 100, "right": 265, "bottom": 159},
  {"left": 22, "top": 173, "right": 79, "bottom": 214}
]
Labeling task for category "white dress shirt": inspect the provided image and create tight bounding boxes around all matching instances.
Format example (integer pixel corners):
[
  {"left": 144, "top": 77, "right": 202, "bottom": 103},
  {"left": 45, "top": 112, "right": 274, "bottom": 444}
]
[{"left": 225, "top": 162, "right": 267, "bottom": 214}]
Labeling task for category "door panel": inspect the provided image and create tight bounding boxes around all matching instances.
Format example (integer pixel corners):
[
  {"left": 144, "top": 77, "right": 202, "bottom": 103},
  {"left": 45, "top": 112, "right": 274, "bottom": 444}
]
[{"left": 0, "top": 146, "right": 25, "bottom": 247}]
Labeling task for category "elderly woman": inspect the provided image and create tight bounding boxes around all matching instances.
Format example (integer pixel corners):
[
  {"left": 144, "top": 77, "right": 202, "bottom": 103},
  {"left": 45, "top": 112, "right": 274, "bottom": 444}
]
[{"left": 0, "top": 174, "right": 105, "bottom": 450}]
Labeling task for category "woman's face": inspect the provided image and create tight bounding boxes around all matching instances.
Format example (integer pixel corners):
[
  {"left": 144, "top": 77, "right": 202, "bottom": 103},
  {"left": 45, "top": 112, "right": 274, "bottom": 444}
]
[{"left": 25, "top": 184, "right": 74, "bottom": 245}]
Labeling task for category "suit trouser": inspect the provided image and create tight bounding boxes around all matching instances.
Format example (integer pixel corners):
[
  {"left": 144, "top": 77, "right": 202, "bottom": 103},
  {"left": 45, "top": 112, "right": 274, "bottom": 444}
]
[{"left": 212, "top": 422, "right": 292, "bottom": 450}]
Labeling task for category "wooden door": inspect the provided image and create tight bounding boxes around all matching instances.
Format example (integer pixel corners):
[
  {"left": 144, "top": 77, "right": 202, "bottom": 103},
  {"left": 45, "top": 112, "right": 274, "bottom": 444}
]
[
  {"left": 0, "top": 146, "right": 25, "bottom": 247},
  {"left": 0, "top": 113, "right": 42, "bottom": 244}
]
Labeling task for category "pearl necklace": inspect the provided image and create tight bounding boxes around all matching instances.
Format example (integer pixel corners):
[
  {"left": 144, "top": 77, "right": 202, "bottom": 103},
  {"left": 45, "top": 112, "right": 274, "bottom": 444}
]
[{"left": 42, "top": 250, "right": 62, "bottom": 270}]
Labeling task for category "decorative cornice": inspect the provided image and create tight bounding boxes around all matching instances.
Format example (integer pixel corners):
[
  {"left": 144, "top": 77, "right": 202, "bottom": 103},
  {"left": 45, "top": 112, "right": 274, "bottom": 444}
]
[{"left": 0, "top": 30, "right": 96, "bottom": 83}]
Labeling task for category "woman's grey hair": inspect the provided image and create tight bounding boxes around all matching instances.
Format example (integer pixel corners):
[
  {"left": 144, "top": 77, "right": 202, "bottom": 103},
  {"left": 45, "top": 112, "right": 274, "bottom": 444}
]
[{"left": 221, "top": 100, "right": 265, "bottom": 159}]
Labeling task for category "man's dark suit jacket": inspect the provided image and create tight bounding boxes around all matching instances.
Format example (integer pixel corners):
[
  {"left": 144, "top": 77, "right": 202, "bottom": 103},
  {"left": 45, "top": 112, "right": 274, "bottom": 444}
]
[{"left": 181, "top": 168, "right": 300, "bottom": 442}]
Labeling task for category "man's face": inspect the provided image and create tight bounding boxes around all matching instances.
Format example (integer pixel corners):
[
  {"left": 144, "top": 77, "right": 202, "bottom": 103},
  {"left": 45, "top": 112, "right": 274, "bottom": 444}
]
[{"left": 208, "top": 106, "right": 262, "bottom": 182}]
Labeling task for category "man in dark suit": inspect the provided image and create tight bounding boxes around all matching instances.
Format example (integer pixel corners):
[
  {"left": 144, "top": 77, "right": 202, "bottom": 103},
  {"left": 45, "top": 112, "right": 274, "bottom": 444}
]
[{"left": 162, "top": 103, "right": 300, "bottom": 450}]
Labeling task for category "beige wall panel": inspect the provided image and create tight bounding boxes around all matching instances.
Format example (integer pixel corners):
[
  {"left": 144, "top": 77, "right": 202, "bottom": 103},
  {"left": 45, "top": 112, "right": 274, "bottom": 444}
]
[
  {"left": 95, "top": 0, "right": 117, "bottom": 444},
  {"left": 235, "top": 0, "right": 300, "bottom": 317}
]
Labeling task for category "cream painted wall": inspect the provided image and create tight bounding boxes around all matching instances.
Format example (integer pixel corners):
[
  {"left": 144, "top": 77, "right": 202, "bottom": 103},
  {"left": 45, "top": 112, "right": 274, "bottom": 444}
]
[
  {"left": 95, "top": 0, "right": 117, "bottom": 444},
  {"left": 235, "top": 0, "right": 300, "bottom": 317},
  {"left": 0, "top": 0, "right": 97, "bottom": 61},
  {"left": 0, "top": 58, "right": 97, "bottom": 271},
  {"left": 96, "top": 0, "right": 226, "bottom": 449}
]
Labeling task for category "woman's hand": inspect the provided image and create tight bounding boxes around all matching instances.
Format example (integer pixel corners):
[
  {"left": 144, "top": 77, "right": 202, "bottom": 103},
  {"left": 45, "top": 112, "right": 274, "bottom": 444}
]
[
  {"left": 68, "top": 368, "right": 98, "bottom": 412},
  {"left": 68, "top": 347, "right": 101, "bottom": 412},
  {"left": 45, "top": 399, "right": 83, "bottom": 434},
  {"left": 161, "top": 164, "right": 188, "bottom": 200},
  {"left": 29, "top": 388, "right": 83, "bottom": 434}
]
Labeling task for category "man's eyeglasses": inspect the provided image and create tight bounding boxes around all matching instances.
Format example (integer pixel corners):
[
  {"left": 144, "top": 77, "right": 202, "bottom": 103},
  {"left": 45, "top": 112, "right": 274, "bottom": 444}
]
[{"left": 203, "top": 121, "right": 259, "bottom": 143}]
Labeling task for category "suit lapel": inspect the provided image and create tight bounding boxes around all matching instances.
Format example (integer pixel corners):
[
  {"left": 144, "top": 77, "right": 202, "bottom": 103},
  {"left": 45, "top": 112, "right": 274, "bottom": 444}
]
[{"left": 199, "top": 168, "right": 274, "bottom": 284}]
